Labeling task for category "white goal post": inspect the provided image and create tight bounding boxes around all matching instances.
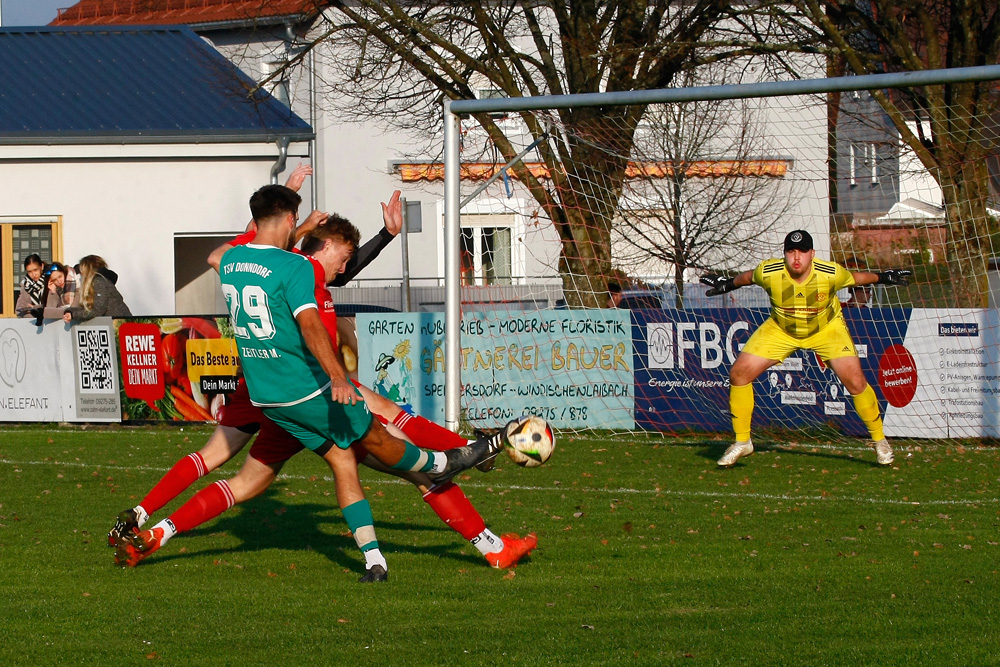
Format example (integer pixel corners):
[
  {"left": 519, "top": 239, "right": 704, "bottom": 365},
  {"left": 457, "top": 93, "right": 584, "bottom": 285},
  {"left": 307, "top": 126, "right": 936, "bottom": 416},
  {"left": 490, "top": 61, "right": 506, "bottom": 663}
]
[{"left": 441, "top": 65, "right": 1000, "bottom": 441}]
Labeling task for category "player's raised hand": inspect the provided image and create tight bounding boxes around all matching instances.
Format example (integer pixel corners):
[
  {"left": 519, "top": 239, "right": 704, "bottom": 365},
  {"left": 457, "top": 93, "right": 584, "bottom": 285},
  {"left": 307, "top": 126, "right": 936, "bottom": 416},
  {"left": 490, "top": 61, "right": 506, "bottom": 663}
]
[
  {"left": 284, "top": 163, "right": 313, "bottom": 193},
  {"left": 876, "top": 269, "right": 912, "bottom": 286},
  {"left": 298, "top": 209, "right": 328, "bottom": 236},
  {"left": 700, "top": 274, "right": 738, "bottom": 297},
  {"left": 381, "top": 190, "right": 403, "bottom": 236},
  {"left": 330, "top": 377, "right": 362, "bottom": 406}
]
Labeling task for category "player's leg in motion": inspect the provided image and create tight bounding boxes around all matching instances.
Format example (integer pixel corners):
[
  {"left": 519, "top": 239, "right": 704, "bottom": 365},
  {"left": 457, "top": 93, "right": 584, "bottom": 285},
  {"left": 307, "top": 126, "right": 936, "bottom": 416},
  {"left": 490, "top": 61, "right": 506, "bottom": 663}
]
[
  {"left": 116, "top": 420, "right": 390, "bottom": 582},
  {"left": 718, "top": 351, "right": 776, "bottom": 467},
  {"left": 265, "top": 396, "right": 506, "bottom": 485},
  {"left": 827, "top": 356, "right": 893, "bottom": 465},
  {"left": 356, "top": 446, "right": 537, "bottom": 569},
  {"left": 108, "top": 381, "right": 262, "bottom": 545},
  {"left": 359, "top": 384, "right": 502, "bottom": 473},
  {"left": 323, "top": 444, "right": 388, "bottom": 581},
  {"left": 108, "top": 425, "right": 254, "bottom": 545},
  {"left": 114, "top": 453, "right": 283, "bottom": 567},
  {"left": 358, "top": 385, "right": 469, "bottom": 452}
]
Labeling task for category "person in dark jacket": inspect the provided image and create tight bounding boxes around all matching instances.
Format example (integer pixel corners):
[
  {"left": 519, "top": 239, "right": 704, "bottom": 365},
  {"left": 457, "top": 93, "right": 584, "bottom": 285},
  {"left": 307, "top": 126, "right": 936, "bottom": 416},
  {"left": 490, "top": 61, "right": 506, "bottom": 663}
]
[
  {"left": 63, "top": 255, "right": 132, "bottom": 322},
  {"left": 15, "top": 254, "right": 47, "bottom": 318}
]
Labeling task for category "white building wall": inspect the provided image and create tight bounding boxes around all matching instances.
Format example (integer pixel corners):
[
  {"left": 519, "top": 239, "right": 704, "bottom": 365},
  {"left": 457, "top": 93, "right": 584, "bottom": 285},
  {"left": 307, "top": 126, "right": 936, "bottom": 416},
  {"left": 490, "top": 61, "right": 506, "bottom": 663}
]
[
  {"left": 0, "top": 20, "right": 839, "bottom": 317},
  {"left": 0, "top": 143, "right": 307, "bottom": 315}
]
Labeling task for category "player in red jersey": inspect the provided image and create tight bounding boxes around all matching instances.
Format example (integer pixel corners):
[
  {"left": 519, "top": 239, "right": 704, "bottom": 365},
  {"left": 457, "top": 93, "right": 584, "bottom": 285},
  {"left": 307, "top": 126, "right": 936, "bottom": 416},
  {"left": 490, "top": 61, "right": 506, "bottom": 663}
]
[
  {"left": 109, "top": 165, "right": 404, "bottom": 580},
  {"left": 112, "top": 173, "right": 535, "bottom": 574}
]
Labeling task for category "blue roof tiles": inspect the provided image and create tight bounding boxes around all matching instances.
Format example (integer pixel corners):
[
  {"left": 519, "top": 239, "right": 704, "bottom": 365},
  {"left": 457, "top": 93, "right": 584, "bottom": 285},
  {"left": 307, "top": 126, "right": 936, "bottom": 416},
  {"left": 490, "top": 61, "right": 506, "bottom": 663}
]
[{"left": 0, "top": 27, "right": 312, "bottom": 143}]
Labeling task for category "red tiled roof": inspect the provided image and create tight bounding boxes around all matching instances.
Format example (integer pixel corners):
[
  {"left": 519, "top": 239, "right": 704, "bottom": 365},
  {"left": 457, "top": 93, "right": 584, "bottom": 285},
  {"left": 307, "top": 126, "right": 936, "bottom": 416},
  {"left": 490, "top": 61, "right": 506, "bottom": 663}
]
[
  {"left": 51, "top": 1, "right": 328, "bottom": 27},
  {"left": 395, "top": 160, "right": 791, "bottom": 182}
]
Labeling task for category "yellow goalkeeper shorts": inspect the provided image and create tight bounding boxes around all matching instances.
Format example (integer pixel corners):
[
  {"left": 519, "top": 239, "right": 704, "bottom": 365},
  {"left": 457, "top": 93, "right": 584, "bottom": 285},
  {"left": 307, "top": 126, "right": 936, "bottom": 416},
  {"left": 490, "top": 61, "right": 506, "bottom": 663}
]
[{"left": 742, "top": 316, "right": 857, "bottom": 363}]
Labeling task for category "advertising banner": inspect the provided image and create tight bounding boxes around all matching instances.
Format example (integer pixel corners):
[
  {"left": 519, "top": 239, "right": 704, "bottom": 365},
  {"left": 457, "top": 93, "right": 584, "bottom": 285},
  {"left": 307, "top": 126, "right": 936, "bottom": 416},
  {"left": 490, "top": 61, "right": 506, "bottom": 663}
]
[
  {"left": 631, "top": 308, "right": 913, "bottom": 437},
  {"left": 0, "top": 318, "right": 66, "bottom": 421},
  {"left": 115, "top": 316, "right": 237, "bottom": 422},
  {"left": 356, "top": 310, "right": 634, "bottom": 429},
  {"left": 71, "top": 317, "right": 122, "bottom": 422},
  {"left": 881, "top": 309, "right": 1000, "bottom": 438}
]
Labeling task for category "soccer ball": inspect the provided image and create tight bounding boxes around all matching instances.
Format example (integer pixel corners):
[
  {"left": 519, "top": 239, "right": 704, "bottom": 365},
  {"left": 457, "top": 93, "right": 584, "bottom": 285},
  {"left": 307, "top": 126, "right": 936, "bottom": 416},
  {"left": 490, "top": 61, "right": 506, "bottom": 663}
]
[{"left": 503, "top": 416, "right": 555, "bottom": 467}]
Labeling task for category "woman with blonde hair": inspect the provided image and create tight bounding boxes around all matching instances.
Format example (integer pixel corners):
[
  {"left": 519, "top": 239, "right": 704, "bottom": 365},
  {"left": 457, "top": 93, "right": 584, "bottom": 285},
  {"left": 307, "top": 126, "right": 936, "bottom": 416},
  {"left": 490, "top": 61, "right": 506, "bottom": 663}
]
[{"left": 63, "top": 255, "right": 132, "bottom": 322}]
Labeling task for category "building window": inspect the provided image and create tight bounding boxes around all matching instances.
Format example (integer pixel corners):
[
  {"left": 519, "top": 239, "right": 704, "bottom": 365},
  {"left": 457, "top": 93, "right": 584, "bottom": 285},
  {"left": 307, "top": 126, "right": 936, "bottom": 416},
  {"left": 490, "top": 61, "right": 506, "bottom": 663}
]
[
  {"left": 261, "top": 57, "right": 290, "bottom": 107},
  {"left": 477, "top": 87, "right": 508, "bottom": 120},
  {"left": 460, "top": 214, "right": 514, "bottom": 286},
  {"left": 868, "top": 143, "right": 879, "bottom": 185},
  {"left": 849, "top": 144, "right": 858, "bottom": 187},
  {"left": 0, "top": 218, "right": 62, "bottom": 317}
]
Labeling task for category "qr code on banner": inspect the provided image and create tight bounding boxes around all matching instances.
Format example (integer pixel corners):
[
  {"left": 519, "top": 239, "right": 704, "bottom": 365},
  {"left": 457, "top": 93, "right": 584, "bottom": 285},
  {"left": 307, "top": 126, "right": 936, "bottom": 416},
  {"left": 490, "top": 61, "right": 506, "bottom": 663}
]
[{"left": 77, "top": 327, "right": 114, "bottom": 393}]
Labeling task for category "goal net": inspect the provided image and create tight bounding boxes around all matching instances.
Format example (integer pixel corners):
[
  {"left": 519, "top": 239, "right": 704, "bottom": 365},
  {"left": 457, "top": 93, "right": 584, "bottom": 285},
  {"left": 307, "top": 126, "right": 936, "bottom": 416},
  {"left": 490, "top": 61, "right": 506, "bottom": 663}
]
[{"left": 433, "top": 68, "right": 1000, "bottom": 447}]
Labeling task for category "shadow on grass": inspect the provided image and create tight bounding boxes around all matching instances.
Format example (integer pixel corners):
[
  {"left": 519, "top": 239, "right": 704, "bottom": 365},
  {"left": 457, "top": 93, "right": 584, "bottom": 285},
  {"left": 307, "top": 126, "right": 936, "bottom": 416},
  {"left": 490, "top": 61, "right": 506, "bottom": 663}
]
[
  {"left": 145, "top": 487, "right": 484, "bottom": 570},
  {"left": 696, "top": 440, "right": 883, "bottom": 468}
]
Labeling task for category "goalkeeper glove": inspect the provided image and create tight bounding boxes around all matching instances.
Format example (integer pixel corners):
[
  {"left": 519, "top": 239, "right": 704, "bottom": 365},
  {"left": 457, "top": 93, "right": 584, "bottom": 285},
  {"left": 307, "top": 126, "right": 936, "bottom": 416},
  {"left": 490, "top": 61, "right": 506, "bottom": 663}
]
[
  {"left": 700, "top": 274, "right": 738, "bottom": 296},
  {"left": 875, "top": 269, "right": 912, "bottom": 286}
]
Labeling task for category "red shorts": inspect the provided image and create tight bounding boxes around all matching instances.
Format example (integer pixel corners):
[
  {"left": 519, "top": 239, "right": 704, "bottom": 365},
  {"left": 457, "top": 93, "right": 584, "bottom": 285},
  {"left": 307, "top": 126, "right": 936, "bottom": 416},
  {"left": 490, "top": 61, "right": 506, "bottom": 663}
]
[
  {"left": 252, "top": 423, "right": 369, "bottom": 466},
  {"left": 249, "top": 418, "right": 306, "bottom": 465},
  {"left": 220, "top": 379, "right": 307, "bottom": 466},
  {"left": 218, "top": 380, "right": 265, "bottom": 431}
]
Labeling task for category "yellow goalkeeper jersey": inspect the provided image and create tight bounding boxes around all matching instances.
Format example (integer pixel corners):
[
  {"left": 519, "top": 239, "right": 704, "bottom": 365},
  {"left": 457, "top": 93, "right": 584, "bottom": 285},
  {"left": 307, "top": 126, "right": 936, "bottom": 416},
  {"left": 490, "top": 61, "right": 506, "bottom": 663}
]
[{"left": 752, "top": 258, "right": 855, "bottom": 338}]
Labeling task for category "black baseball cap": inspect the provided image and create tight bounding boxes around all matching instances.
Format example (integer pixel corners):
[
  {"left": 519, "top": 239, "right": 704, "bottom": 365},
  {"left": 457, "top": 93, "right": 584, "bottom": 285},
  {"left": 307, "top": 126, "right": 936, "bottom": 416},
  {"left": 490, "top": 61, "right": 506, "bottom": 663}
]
[{"left": 783, "top": 230, "right": 813, "bottom": 253}]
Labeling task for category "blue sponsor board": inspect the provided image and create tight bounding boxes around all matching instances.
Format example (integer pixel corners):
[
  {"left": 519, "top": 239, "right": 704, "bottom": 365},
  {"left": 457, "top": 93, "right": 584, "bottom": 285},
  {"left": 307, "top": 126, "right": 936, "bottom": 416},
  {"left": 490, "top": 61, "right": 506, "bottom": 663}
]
[{"left": 631, "top": 308, "right": 912, "bottom": 437}]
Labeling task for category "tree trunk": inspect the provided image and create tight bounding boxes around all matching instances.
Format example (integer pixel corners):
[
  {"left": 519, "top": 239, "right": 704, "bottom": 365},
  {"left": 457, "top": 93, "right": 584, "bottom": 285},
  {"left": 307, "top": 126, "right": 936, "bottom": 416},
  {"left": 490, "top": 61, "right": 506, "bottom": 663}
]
[
  {"left": 551, "top": 113, "right": 636, "bottom": 308},
  {"left": 939, "top": 161, "right": 993, "bottom": 308}
]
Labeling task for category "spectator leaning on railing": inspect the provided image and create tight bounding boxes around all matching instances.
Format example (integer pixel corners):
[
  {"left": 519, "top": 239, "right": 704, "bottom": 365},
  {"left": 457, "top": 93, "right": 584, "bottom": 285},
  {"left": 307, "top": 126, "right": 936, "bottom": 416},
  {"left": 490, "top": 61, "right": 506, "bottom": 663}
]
[
  {"left": 63, "top": 255, "right": 132, "bottom": 323},
  {"left": 15, "top": 254, "right": 46, "bottom": 318}
]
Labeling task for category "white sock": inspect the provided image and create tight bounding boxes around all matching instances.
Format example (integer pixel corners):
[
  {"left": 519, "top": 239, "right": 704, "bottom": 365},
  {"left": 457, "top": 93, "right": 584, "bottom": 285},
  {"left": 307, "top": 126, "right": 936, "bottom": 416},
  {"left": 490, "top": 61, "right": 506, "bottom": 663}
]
[
  {"left": 133, "top": 505, "right": 149, "bottom": 528},
  {"left": 152, "top": 518, "right": 178, "bottom": 546},
  {"left": 364, "top": 548, "right": 387, "bottom": 571},
  {"left": 429, "top": 452, "right": 447, "bottom": 474},
  {"left": 471, "top": 528, "right": 504, "bottom": 556}
]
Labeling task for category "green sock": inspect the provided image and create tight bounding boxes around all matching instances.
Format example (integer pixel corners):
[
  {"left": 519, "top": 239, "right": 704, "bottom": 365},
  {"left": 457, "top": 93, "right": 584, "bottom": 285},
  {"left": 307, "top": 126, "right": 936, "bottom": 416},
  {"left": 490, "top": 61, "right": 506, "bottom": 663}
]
[{"left": 343, "top": 499, "right": 379, "bottom": 552}]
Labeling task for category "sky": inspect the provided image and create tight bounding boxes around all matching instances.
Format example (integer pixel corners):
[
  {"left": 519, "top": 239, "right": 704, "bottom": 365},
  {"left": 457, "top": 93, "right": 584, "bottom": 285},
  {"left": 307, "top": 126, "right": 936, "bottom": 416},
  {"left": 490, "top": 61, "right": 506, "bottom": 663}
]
[{"left": 1, "top": 0, "right": 67, "bottom": 26}]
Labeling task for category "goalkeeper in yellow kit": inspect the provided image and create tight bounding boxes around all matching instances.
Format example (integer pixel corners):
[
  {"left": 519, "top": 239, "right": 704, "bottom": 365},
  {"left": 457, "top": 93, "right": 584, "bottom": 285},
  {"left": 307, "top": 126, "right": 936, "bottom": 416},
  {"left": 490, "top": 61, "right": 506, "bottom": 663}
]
[{"left": 701, "top": 230, "right": 911, "bottom": 467}]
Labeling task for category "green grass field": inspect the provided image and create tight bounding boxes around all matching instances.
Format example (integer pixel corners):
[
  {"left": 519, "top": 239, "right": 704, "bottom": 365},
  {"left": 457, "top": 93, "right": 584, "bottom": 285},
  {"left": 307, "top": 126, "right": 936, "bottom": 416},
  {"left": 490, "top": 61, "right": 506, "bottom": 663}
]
[{"left": 1, "top": 424, "right": 998, "bottom": 665}]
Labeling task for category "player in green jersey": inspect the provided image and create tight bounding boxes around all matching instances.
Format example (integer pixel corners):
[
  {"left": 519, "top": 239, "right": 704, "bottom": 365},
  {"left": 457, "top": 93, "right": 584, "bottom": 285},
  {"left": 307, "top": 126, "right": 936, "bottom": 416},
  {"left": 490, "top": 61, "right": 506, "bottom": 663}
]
[
  {"left": 701, "top": 230, "right": 911, "bottom": 468},
  {"left": 219, "top": 185, "right": 500, "bottom": 485}
]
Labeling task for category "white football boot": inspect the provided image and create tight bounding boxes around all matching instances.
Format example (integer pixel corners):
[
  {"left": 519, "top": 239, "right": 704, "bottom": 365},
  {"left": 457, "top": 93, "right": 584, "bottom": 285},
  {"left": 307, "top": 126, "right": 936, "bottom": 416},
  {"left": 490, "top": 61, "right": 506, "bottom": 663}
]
[
  {"left": 717, "top": 439, "right": 754, "bottom": 467},
  {"left": 873, "top": 438, "right": 894, "bottom": 466}
]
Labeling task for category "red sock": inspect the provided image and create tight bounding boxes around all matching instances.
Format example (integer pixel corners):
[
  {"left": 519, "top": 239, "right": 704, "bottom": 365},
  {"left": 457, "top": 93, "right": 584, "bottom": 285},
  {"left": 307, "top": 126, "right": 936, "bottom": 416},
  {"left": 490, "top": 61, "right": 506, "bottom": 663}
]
[
  {"left": 394, "top": 412, "right": 467, "bottom": 451},
  {"left": 168, "top": 480, "right": 235, "bottom": 534},
  {"left": 423, "top": 482, "right": 486, "bottom": 540},
  {"left": 140, "top": 452, "right": 208, "bottom": 514}
]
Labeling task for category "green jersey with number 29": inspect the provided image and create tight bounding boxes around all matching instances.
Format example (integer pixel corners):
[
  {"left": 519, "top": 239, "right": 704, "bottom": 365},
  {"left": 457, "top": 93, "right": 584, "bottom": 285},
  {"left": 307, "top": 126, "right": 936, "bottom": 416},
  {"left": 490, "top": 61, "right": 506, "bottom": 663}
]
[{"left": 219, "top": 243, "right": 329, "bottom": 407}]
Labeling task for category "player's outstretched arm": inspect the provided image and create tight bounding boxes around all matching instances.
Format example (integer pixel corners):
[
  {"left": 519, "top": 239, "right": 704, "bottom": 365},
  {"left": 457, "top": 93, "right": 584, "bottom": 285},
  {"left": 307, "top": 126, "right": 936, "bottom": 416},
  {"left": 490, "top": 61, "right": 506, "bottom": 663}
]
[
  {"left": 331, "top": 190, "right": 403, "bottom": 287},
  {"left": 284, "top": 163, "right": 312, "bottom": 193},
  {"left": 875, "top": 268, "right": 913, "bottom": 286},
  {"left": 701, "top": 269, "right": 752, "bottom": 296},
  {"left": 850, "top": 269, "right": 912, "bottom": 287},
  {"left": 296, "top": 307, "right": 362, "bottom": 405}
]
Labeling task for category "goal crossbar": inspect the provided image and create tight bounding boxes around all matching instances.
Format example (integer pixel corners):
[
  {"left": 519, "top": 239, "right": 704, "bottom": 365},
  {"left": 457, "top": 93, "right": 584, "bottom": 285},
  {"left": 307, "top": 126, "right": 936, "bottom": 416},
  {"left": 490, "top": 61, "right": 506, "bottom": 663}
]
[{"left": 441, "top": 65, "right": 1000, "bottom": 432}]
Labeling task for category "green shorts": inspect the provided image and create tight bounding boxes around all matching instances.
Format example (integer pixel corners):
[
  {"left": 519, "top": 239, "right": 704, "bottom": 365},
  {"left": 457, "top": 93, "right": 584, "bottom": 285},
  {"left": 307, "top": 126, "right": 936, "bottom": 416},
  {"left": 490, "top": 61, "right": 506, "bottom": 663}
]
[{"left": 262, "top": 393, "right": 374, "bottom": 452}]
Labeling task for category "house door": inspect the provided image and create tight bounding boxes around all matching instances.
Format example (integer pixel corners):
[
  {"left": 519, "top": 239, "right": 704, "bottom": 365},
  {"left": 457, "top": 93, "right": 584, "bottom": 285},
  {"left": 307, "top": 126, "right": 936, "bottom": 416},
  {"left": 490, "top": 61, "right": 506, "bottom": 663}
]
[{"left": 174, "top": 235, "right": 232, "bottom": 316}]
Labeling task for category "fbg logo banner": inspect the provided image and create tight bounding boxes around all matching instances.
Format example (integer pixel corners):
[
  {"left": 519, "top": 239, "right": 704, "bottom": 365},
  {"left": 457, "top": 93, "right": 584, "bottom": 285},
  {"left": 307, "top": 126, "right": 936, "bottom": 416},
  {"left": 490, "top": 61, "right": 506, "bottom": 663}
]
[
  {"left": 646, "top": 321, "right": 751, "bottom": 370},
  {"left": 631, "top": 308, "right": 912, "bottom": 436}
]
